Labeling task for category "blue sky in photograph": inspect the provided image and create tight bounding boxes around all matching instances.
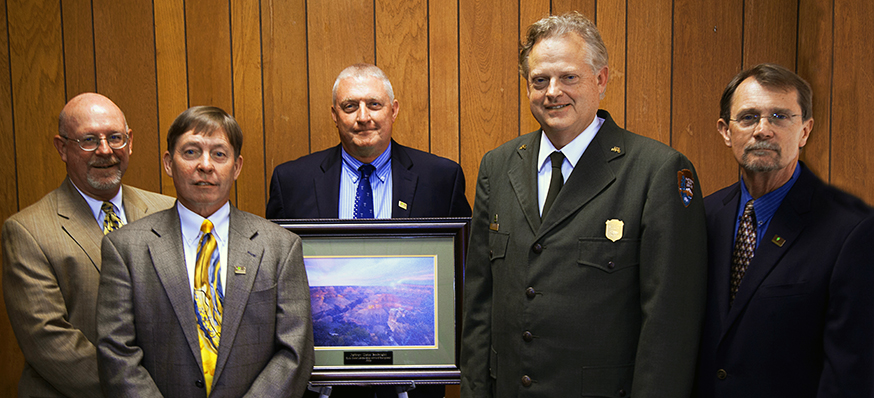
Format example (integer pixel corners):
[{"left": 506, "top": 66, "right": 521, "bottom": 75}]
[{"left": 305, "top": 256, "right": 436, "bottom": 287}]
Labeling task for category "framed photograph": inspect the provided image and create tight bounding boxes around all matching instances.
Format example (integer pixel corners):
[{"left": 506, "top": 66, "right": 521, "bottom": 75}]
[{"left": 276, "top": 218, "right": 469, "bottom": 387}]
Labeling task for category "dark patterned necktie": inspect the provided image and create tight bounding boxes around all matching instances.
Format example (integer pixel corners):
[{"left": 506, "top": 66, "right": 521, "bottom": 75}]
[
  {"left": 542, "top": 151, "right": 565, "bottom": 219},
  {"left": 354, "top": 164, "right": 376, "bottom": 219},
  {"left": 101, "top": 201, "right": 122, "bottom": 235},
  {"left": 730, "top": 199, "right": 756, "bottom": 304}
]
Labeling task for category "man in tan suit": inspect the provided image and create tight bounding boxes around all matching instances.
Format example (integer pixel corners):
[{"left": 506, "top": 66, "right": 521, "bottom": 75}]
[{"left": 2, "top": 93, "right": 174, "bottom": 397}]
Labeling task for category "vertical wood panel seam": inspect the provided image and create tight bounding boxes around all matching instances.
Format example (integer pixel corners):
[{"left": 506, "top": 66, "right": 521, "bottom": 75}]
[
  {"left": 258, "top": 0, "right": 267, "bottom": 202},
  {"left": 454, "top": 0, "right": 460, "bottom": 161},
  {"left": 4, "top": 0, "right": 19, "bottom": 211},
  {"left": 517, "top": 0, "right": 521, "bottom": 139},
  {"left": 372, "top": 0, "right": 377, "bottom": 64},
  {"left": 622, "top": 0, "right": 628, "bottom": 128},
  {"left": 59, "top": 0, "right": 67, "bottom": 99},
  {"left": 150, "top": 0, "right": 161, "bottom": 193},
  {"left": 426, "top": 0, "right": 431, "bottom": 153},
  {"left": 794, "top": 0, "right": 800, "bottom": 71},
  {"left": 304, "top": 0, "right": 312, "bottom": 154},
  {"left": 227, "top": 0, "right": 237, "bottom": 204},
  {"left": 827, "top": 0, "right": 834, "bottom": 182},
  {"left": 89, "top": 0, "right": 96, "bottom": 94},
  {"left": 669, "top": 0, "right": 674, "bottom": 147},
  {"left": 740, "top": 0, "right": 746, "bottom": 67}
]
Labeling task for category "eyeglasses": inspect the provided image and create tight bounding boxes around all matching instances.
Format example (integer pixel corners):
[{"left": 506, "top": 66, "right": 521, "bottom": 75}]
[
  {"left": 729, "top": 113, "right": 799, "bottom": 129},
  {"left": 61, "top": 133, "right": 129, "bottom": 151}
]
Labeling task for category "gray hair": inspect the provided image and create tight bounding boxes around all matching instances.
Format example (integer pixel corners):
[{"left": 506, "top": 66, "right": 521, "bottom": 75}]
[
  {"left": 519, "top": 11, "right": 609, "bottom": 79},
  {"left": 332, "top": 63, "right": 395, "bottom": 103}
]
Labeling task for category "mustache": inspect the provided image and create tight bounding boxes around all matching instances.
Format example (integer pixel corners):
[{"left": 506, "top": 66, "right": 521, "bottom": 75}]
[
  {"left": 744, "top": 141, "right": 780, "bottom": 155},
  {"left": 88, "top": 157, "right": 120, "bottom": 167}
]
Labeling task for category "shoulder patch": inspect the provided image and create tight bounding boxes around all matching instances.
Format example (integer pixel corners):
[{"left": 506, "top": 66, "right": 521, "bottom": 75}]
[{"left": 677, "top": 169, "right": 694, "bottom": 207}]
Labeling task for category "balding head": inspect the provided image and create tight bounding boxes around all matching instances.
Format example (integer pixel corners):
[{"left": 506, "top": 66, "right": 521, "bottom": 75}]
[{"left": 54, "top": 93, "right": 133, "bottom": 201}]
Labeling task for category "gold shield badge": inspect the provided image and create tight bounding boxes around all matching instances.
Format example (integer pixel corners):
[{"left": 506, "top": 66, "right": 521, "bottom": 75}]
[{"left": 605, "top": 219, "right": 624, "bottom": 242}]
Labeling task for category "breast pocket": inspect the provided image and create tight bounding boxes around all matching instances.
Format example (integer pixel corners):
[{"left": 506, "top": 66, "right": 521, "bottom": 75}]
[
  {"left": 489, "top": 230, "right": 509, "bottom": 261},
  {"left": 758, "top": 280, "right": 811, "bottom": 299},
  {"left": 578, "top": 239, "right": 641, "bottom": 273}
]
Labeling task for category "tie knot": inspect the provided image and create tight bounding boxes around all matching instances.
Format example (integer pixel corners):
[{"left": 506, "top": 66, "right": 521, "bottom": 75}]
[
  {"left": 101, "top": 201, "right": 115, "bottom": 214},
  {"left": 743, "top": 199, "right": 755, "bottom": 216},
  {"left": 359, "top": 164, "right": 376, "bottom": 179},
  {"left": 549, "top": 151, "right": 565, "bottom": 168},
  {"left": 200, "top": 219, "right": 214, "bottom": 234}
]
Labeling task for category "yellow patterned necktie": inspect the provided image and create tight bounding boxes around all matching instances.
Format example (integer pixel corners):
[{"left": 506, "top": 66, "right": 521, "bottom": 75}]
[
  {"left": 101, "top": 202, "right": 122, "bottom": 235},
  {"left": 194, "top": 219, "right": 223, "bottom": 395}
]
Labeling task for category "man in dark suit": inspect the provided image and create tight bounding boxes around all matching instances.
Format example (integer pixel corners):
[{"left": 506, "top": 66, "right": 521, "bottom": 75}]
[
  {"left": 266, "top": 63, "right": 470, "bottom": 220},
  {"left": 96, "top": 106, "right": 314, "bottom": 397},
  {"left": 460, "top": 12, "right": 707, "bottom": 397},
  {"left": 695, "top": 63, "right": 874, "bottom": 397},
  {"left": 2, "top": 93, "right": 174, "bottom": 397}
]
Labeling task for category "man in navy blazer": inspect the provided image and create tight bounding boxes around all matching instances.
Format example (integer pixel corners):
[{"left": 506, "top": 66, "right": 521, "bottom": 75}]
[
  {"left": 266, "top": 63, "right": 470, "bottom": 220},
  {"left": 695, "top": 63, "right": 874, "bottom": 397},
  {"left": 267, "top": 64, "right": 469, "bottom": 398}
]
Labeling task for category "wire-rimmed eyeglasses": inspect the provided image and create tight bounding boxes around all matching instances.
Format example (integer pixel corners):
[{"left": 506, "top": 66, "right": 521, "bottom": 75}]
[
  {"left": 61, "top": 133, "right": 129, "bottom": 151},
  {"left": 729, "top": 113, "right": 799, "bottom": 129}
]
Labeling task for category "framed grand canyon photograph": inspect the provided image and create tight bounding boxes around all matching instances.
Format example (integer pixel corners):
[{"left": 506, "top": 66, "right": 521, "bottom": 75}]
[{"left": 275, "top": 218, "right": 469, "bottom": 389}]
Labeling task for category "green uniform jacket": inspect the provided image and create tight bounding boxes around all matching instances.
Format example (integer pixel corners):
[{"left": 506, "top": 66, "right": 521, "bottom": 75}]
[{"left": 460, "top": 110, "right": 708, "bottom": 397}]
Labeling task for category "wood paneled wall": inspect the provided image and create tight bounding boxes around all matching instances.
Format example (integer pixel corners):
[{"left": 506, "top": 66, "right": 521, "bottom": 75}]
[{"left": 1, "top": 0, "right": 872, "bottom": 394}]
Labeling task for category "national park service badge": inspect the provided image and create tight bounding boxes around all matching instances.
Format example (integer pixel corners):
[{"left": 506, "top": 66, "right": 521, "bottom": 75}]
[
  {"left": 677, "top": 169, "right": 695, "bottom": 207},
  {"left": 605, "top": 219, "right": 624, "bottom": 242}
]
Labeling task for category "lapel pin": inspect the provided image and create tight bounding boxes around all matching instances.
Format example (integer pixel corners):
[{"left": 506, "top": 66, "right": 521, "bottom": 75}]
[
  {"left": 398, "top": 201, "right": 408, "bottom": 210},
  {"left": 611, "top": 146, "right": 621, "bottom": 153},
  {"left": 489, "top": 214, "right": 499, "bottom": 231},
  {"left": 771, "top": 235, "right": 786, "bottom": 247},
  {"left": 519, "top": 144, "right": 527, "bottom": 150},
  {"left": 234, "top": 266, "right": 247, "bottom": 275}
]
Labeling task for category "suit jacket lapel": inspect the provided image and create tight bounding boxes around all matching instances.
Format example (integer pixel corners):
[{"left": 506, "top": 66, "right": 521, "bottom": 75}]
[
  {"left": 57, "top": 178, "right": 103, "bottom": 272},
  {"left": 212, "top": 206, "right": 263, "bottom": 384},
  {"left": 391, "top": 141, "right": 417, "bottom": 218},
  {"left": 121, "top": 185, "right": 149, "bottom": 223},
  {"left": 711, "top": 185, "right": 742, "bottom": 321},
  {"left": 508, "top": 133, "right": 542, "bottom": 234},
  {"left": 536, "top": 121, "right": 619, "bottom": 240},
  {"left": 315, "top": 146, "right": 342, "bottom": 218},
  {"left": 146, "top": 208, "right": 203, "bottom": 367},
  {"left": 722, "top": 169, "right": 815, "bottom": 337}
]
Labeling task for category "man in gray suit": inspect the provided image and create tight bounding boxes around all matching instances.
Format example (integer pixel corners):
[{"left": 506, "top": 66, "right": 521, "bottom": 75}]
[
  {"left": 460, "top": 12, "right": 708, "bottom": 397},
  {"left": 2, "top": 93, "right": 174, "bottom": 397},
  {"left": 96, "top": 106, "right": 314, "bottom": 397}
]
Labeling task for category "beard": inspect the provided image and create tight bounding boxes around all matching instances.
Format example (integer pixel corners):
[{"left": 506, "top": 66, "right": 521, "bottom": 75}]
[
  {"left": 741, "top": 141, "right": 782, "bottom": 172},
  {"left": 86, "top": 157, "right": 124, "bottom": 190}
]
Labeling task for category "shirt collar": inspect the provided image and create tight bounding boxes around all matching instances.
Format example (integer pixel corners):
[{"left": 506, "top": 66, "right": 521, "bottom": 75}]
[
  {"left": 341, "top": 142, "right": 392, "bottom": 183},
  {"left": 71, "top": 179, "right": 125, "bottom": 223},
  {"left": 177, "top": 201, "right": 231, "bottom": 248},
  {"left": 537, "top": 115, "right": 603, "bottom": 172},
  {"left": 739, "top": 162, "right": 801, "bottom": 223}
]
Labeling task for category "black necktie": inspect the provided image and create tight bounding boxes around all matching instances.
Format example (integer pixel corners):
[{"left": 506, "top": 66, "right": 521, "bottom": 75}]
[
  {"left": 542, "top": 151, "right": 565, "bottom": 219},
  {"left": 354, "top": 164, "right": 376, "bottom": 219}
]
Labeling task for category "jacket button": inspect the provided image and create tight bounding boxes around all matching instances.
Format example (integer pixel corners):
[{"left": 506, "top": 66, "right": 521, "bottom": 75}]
[
  {"left": 607, "top": 261, "right": 615, "bottom": 269},
  {"left": 521, "top": 375, "right": 532, "bottom": 387},
  {"left": 525, "top": 287, "right": 536, "bottom": 298},
  {"left": 522, "top": 331, "right": 533, "bottom": 342},
  {"left": 195, "top": 380, "right": 205, "bottom": 388},
  {"left": 532, "top": 243, "right": 543, "bottom": 254},
  {"left": 618, "top": 389, "right": 627, "bottom": 397},
  {"left": 716, "top": 369, "right": 727, "bottom": 380}
]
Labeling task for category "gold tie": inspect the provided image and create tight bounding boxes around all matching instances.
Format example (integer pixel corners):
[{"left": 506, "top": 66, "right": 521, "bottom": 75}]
[
  {"left": 101, "top": 202, "right": 122, "bottom": 235},
  {"left": 194, "top": 220, "right": 223, "bottom": 394}
]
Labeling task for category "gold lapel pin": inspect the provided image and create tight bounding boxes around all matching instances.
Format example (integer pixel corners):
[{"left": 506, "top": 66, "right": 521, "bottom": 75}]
[
  {"left": 398, "top": 201, "right": 408, "bottom": 210},
  {"left": 611, "top": 146, "right": 621, "bottom": 153},
  {"left": 519, "top": 144, "right": 527, "bottom": 150},
  {"left": 234, "top": 266, "right": 247, "bottom": 275},
  {"left": 771, "top": 235, "right": 786, "bottom": 247}
]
